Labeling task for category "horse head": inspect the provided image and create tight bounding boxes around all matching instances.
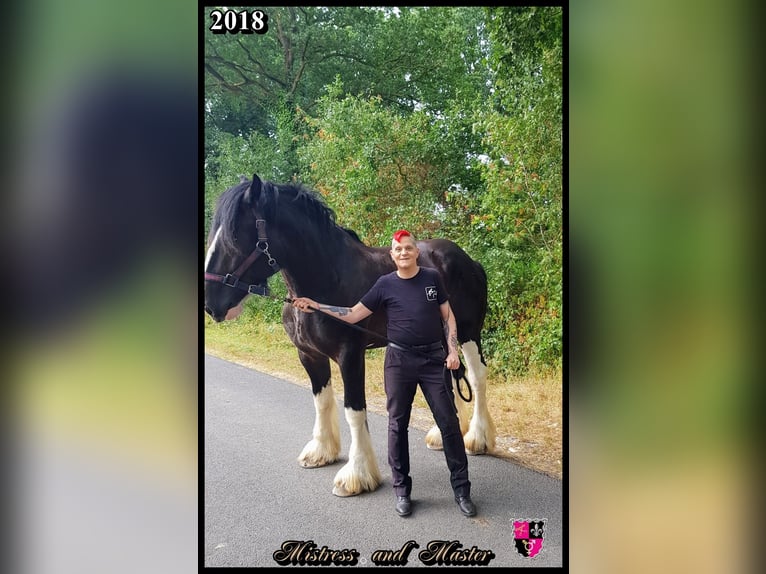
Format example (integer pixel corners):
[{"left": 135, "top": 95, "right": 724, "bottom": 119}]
[{"left": 204, "top": 174, "right": 281, "bottom": 322}]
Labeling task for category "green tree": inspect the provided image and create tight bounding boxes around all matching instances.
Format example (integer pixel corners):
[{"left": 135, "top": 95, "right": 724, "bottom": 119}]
[
  {"left": 296, "top": 78, "right": 479, "bottom": 246},
  {"left": 460, "top": 6, "right": 562, "bottom": 374},
  {"left": 205, "top": 7, "right": 490, "bottom": 177}
]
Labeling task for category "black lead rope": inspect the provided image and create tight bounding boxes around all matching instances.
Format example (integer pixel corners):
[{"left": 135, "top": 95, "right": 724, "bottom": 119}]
[
  {"left": 449, "top": 363, "right": 474, "bottom": 403},
  {"left": 274, "top": 295, "right": 473, "bottom": 403}
]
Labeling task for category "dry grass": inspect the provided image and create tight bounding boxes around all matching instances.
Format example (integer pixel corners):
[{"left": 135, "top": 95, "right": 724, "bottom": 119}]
[{"left": 205, "top": 314, "right": 563, "bottom": 480}]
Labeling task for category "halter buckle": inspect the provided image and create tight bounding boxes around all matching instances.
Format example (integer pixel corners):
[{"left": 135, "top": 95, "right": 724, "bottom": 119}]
[
  {"left": 248, "top": 283, "right": 269, "bottom": 296},
  {"left": 223, "top": 273, "right": 238, "bottom": 287}
]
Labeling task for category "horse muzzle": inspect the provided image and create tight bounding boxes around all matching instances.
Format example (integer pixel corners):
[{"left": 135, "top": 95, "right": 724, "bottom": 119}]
[
  {"left": 205, "top": 300, "right": 245, "bottom": 322},
  {"left": 204, "top": 304, "right": 225, "bottom": 323}
]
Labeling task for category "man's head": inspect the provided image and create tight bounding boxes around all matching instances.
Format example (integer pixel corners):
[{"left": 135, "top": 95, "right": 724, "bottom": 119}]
[{"left": 390, "top": 229, "right": 419, "bottom": 272}]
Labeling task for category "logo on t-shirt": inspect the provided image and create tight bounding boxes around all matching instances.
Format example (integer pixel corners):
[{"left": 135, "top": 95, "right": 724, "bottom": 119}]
[{"left": 425, "top": 286, "right": 438, "bottom": 301}]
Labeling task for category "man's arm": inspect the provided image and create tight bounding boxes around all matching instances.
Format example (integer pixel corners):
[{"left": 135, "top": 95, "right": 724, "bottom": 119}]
[
  {"left": 440, "top": 301, "right": 460, "bottom": 369},
  {"left": 292, "top": 297, "right": 372, "bottom": 324}
]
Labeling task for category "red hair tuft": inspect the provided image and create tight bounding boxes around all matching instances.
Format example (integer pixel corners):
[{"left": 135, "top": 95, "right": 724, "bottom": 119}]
[{"left": 392, "top": 229, "right": 411, "bottom": 243}]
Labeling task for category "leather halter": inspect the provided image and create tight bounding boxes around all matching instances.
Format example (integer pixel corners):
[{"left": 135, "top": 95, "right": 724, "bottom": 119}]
[{"left": 204, "top": 219, "right": 280, "bottom": 295}]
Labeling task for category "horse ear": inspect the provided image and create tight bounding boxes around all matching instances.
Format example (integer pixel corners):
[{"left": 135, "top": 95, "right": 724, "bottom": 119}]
[{"left": 243, "top": 174, "right": 262, "bottom": 205}]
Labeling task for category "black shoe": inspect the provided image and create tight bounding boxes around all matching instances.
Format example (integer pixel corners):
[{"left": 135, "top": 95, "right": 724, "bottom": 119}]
[
  {"left": 455, "top": 496, "right": 477, "bottom": 517},
  {"left": 395, "top": 496, "right": 412, "bottom": 517}
]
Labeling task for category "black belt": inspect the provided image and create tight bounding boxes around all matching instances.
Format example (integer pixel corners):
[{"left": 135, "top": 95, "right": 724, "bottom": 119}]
[{"left": 387, "top": 341, "right": 443, "bottom": 353}]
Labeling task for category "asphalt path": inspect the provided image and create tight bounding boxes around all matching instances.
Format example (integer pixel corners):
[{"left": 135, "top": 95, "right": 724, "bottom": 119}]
[{"left": 204, "top": 354, "right": 563, "bottom": 568}]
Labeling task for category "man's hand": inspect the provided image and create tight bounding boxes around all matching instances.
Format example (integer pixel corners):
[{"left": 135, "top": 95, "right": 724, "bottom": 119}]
[
  {"left": 445, "top": 350, "right": 460, "bottom": 370},
  {"left": 292, "top": 297, "right": 318, "bottom": 313}
]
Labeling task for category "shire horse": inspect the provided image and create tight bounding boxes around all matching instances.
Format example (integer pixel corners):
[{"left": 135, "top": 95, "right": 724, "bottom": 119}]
[{"left": 204, "top": 174, "right": 496, "bottom": 497}]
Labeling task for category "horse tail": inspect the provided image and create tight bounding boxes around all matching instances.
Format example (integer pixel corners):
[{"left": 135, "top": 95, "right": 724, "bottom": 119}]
[{"left": 474, "top": 259, "right": 489, "bottom": 323}]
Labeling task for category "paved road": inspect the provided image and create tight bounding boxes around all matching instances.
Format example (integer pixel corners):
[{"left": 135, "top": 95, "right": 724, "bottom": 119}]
[{"left": 204, "top": 354, "right": 563, "bottom": 567}]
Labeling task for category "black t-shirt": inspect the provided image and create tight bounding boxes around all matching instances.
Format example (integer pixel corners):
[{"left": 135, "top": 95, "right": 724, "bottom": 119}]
[{"left": 360, "top": 266, "right": 448, "bottom": 346}]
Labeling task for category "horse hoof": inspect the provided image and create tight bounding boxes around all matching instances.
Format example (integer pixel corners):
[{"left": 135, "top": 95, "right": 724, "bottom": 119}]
[
  {"left": 465, "top": 443, "right": 493, "bottom": 456},
  {"left": 332, "top": 484, "right": 360, "bottom": 498},
  {"left": 463, "top": 430, "right": 496, "bottom": 456},
  {"left": 425, "top": 427, "right": 443, "bottom": 450},
  {"left": 298, "top": 454, "right": 337, "bottom": 468}
]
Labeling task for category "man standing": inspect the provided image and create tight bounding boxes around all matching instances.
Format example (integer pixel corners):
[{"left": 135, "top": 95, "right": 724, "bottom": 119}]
[{"left": 291, "top": 229, "right": 476, "bottom": 518}]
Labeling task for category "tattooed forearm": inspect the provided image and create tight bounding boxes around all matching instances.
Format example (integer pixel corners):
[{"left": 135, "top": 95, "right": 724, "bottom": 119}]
[
  {"left": 321, "top": 305, "right": 351, "bottom": 316},
  {"left": 443, "top": 320, "right": 459, "bottom": 353},
  {"left": 449, "top": 333, "right": 459, "bottom": 352}
]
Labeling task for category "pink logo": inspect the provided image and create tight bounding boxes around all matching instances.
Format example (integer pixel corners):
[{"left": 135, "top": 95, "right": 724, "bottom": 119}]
[{"left": 513, "top": 520, "right": 545, "bottom": 558}]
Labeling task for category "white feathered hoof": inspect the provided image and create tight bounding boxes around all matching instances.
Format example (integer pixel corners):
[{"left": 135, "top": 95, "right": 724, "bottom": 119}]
[
  {"left": 297, "top": 439, "right": 339, "bottom": 468},
  {"left": 332, "top": 460, "right": 382, "bottom": 497},
  {"left": 463, "top": 428, "right": 496, "bottom": 456},
  {"left": 425, "top": 426, "right": 444, "bottom": 450},
  {"left": 332, "top": 482, "right": 359, "bottom": 497}
]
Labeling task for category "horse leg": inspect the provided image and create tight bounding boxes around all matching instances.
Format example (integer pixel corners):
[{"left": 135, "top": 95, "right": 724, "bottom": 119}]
[
  {"left": 330, "top": 352, "right": 382, "bottom": 497},
  {"left": 295, "top": 352, "right": 341, "bottom": 468},
  {"left": 425, "top": 378, "right": 471, "bottom": 450},
  {"left": 460, "top": 340, "right": 497, "bottom": 454}
]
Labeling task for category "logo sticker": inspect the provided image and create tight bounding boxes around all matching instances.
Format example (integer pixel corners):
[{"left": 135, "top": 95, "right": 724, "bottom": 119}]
[
  {"left": 513, "top": 519, "right": 545, "bottom": 558},
  {"left": 425, "top": 286, "right": 437, "bottom": 301}
]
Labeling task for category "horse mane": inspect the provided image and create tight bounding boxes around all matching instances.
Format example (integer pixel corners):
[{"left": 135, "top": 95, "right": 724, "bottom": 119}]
[
  {"left": 210, "top": 179, "right": 251, "bottom": 254},
  {"left": 342, "top": 226, "right": 363, "bottom": 242},
  {"left": 211, "top": 177, "right": 362, "bottom": 255}
]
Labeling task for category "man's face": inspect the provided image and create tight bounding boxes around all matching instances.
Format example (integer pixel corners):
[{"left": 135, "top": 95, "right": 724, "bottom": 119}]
[{"left": 390, "top": 236, "right": 419, "bottom": 270}]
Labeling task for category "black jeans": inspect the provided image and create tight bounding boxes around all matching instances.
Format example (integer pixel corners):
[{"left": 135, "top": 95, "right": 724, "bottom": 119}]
[{"left": 384, "top": 344, "right": 471, "bottom": 498}]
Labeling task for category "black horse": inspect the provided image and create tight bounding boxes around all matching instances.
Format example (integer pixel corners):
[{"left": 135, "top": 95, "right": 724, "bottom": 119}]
[{"left": 204, "top": 174, "right": 496, "bottom": 497}]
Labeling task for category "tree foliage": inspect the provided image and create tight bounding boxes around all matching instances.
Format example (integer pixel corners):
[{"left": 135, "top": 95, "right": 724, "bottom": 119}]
[
  {"left": 296, "top": 78, "right": 476, "bottom": 245},
  {"left": 204, "top": 6, "right": 563, "bottom": 376},
  {"left": 465, "top": 6, "right": 563, "bottom": 373}
]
